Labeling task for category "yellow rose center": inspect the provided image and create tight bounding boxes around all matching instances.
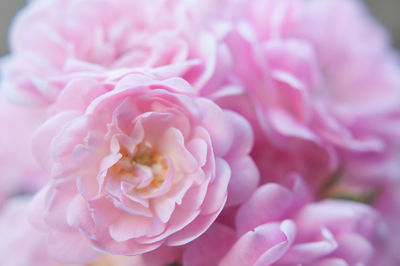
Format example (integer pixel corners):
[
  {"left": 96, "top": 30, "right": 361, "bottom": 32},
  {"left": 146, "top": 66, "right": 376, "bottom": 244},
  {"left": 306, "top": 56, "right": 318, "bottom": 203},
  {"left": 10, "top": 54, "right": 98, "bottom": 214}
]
[{"left": 111, "top": 142, "right": 168, "bottom": 188}]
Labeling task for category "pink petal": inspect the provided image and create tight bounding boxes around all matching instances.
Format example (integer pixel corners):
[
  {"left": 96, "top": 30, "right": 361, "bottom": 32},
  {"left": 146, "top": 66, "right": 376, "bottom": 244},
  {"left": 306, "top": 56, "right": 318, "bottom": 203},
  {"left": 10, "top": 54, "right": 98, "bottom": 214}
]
[
  {"left": 226, "top": 156, "right": 259, "bottom": 207},
  {"left": 50, "top": 78, "right": 107, "bottom": 114},
  {"left": 196, "top": 98, "right": 234, "bottom": 157},
  {"left": 66, "top": 195, "right": 97, "bottom": 239},
  {"left": 136, "top": 207, "right": 200, "bottom": 245},
  {"left": 32, "top": 111, "right": 80, "bottom": 173},
  {"left": 183, "top": 223, "right": 236, "bottom": 266},
  {"left": 200, "top": 158, "right": 230, "bottom": 215},
  {"left": 151, "top": 196, "right": 176, "bottom": 223},
  {"left": 109, "top": 215, "right": 165, "bottom": 242},
  {"left": 220, "top": 220, "right": 296, "bottom": 266},
  {"left": 159, "top": 127, "right": 199, "bottom": 174},
  {"left": 165, "top": 201, "right": 226, "bottom": 246},
  {"left": 236, "top": 183, "right": 294, "bottom": 236},
  {"left": 187, "top": 138, "right": 209, "bottom": 167},
  {"left": 224, "top": 110, "right": 254, "bottom": 158}
]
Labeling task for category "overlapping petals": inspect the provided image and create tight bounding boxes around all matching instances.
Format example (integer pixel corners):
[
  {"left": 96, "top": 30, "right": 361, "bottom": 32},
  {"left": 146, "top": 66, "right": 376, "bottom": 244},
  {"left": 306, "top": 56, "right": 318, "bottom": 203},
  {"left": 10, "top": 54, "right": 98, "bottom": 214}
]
[
  {"left": 30, "top": 73, "right": 258, "bottom": 262},
  {"left": 0, "top": 0, "right": 399, "bottom": 264},
  {"left": 207, "top": 0, "right": 400, "bottom": 190},
  {"left": 1, "top": 0, "right": 221, "bottom": 105},
  {"left": 184, "top": 179, "right": 386, "bottom": 266}
]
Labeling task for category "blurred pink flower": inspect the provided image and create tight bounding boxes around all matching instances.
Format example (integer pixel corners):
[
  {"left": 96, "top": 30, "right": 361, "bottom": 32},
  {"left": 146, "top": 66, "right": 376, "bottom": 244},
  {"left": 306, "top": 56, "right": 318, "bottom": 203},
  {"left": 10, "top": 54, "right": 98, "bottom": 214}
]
[
  {"left": 1, "top": 0, "right": 222, "bottom": 106},
  {"left": 184, "top": 178, "right": 386, "bottom": 266},
  {"left": 207, "top": 0, "right": 400, "bottom": 189},
  {"left": 0, "top": 95, "right": 48, "bottom": 205},
  {"left": 0, "top": 197, "right": 57, "bottom": 266},
  {"left": 0, "top": 197, "right": 163, "bottom": 266},
  {"left": 373, "top": 181, "right": 400, "bottom": 265},
  {"left": 30, "top": 73, "right": 258, "bottom": 263}
]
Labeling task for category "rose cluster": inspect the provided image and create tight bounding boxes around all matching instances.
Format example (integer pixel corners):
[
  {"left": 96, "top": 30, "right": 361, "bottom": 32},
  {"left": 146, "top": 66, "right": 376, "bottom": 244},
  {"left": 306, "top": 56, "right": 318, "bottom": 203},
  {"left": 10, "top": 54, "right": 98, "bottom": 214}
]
[{"left": 0, "top": 0, "right": 400, "bottom": 265}]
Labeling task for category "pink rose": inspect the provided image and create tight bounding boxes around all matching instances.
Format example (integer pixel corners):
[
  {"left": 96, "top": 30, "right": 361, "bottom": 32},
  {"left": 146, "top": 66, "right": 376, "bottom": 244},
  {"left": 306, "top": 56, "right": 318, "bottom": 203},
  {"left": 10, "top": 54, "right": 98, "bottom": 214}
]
[
  {"left": 0, "top": 95, "right": 48, "bottom": 205},
  {"left": 221, "top": 200, "right": 384, "bottom": 266},
  {"left": 206, "top": 0, "right": 400, "bottom": 189},
  {"left": 30, "top": 73, "right": 258, "bottom": 263},
  {"left": 2, "top": 0, "right": 223, "bottom": 106},
  {"left": 184, "top": 179, "right": 386, "bottom": 266}
]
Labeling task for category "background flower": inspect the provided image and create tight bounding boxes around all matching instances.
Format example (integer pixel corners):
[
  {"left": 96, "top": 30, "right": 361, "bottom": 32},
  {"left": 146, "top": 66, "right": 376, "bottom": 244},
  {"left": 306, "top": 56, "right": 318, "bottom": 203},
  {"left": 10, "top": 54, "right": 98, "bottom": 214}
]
[
  {"left": 184, "top": 178, "right": 386, "bottom": 266},
  {"left": 0, "top": 94, "right": 48, "bottom": 206},
  {"left": 1, "top": 0, "right": 221, "bottom": 105}
]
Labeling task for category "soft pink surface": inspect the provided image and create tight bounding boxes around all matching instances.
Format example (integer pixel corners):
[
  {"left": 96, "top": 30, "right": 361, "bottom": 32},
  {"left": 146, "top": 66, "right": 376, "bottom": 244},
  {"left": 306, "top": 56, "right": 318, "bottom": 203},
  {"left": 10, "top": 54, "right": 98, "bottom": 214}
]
[{"left": 0, "top": 95, "right": 48, "bottom": 205}]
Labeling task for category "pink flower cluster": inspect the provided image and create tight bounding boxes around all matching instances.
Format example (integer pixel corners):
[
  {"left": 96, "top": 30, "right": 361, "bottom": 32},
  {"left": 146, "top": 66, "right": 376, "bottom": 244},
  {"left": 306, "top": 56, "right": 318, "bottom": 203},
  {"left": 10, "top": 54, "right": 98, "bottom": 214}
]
[{"left": 0, "top": 0, "right": 399, "bottom": 265}]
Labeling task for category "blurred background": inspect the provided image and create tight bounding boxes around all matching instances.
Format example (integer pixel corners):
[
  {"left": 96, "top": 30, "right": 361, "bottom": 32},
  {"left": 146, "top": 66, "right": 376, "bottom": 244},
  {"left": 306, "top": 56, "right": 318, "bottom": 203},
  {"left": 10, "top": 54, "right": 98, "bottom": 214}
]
[{"left": 0, "top": 0, "right": 399, "bottom": 56}]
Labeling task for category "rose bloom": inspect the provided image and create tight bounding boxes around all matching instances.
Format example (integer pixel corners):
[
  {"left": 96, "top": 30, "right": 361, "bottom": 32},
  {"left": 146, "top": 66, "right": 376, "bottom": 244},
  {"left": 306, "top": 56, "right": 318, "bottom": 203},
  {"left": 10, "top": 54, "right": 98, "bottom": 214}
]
[
  {"left": 183, "top": 177, "right": 387, "bottom": 266},
  {"left": 0, "top": 95, "right": 47, "bottom": 205},
  {"left": 205, "top": 0, "right": 400, "bottom": 190},
  {"left": 1, "top": 0, "right": 222, "bottom": 106},
  {"left": 30, "top": 73, "right": 258, "bottom": 263}
]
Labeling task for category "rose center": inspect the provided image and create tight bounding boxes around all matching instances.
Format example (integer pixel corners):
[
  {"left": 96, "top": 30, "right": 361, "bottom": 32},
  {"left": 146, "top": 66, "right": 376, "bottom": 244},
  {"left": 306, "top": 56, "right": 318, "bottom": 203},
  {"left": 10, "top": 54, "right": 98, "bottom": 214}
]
[{"left": 112, "top": 142, "right": 168, "bottom": 188}]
